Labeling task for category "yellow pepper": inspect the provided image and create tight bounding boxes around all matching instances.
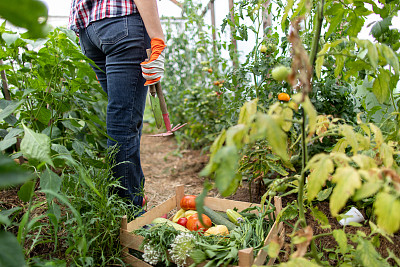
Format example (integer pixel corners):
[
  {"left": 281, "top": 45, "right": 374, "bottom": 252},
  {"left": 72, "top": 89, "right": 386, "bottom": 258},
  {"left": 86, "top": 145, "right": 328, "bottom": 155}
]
[
  {"left": 172, "top": 208, "right": 186, "bottom": 223},
  {"left": 184, "top": 210, "right": 198, "bottom": 219}
]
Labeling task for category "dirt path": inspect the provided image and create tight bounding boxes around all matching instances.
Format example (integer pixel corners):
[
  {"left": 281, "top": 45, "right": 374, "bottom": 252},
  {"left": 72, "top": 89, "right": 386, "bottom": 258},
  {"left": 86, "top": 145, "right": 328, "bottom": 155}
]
[{"left": 140, "top": 131, "right": 210, "bottom": 208}]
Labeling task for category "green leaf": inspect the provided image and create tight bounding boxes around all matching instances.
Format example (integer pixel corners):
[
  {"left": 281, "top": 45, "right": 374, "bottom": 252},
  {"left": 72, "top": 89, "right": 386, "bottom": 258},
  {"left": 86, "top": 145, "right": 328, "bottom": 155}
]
[
  {"left": 238, "top": 99, "right": 257, "bottom": 125},
  {"left": 315, "top": 43, "right": 330, "bottom": 79},
  {"left": 380, "top": 44, "right": 399, "bottom": 75},
  {"left": 347, "top": 14, "right": 364, "bottom": 37},
  {"left": 0, "top": 0, "right": 49, "bottom": 38},
  {"left": 372, "top": 69, "right": 390, "bottom": 104},
  {"left": 333, "top": 229, "right": 348, "bottom": 254},
  {"left": 251, "top": 114, "right": 289, "bottom": 162},
  {"left": 355, "top": 237, "right": 389, "bottom": 267},
  {"left": 306, "top": 154, "right": 334, "bottom": 201},
  {"left": 281, "top": 0, "right": 295, "bottom": 32},
  {"left": 334, "top": 55, "right": 345, "bottom": 78},
  {"left": 40, "top": 168, "right": 62, "bottom": 202},
  {"left": 0, "top": 231, "right": 26, "bottom": 267},
  {"left": 366, "top": 42, "right": 378, "bottom": 69},
  {"left": 0, "top": 154, "right": 32, "bottom": 188},
  {"left": 330, "top": 167, "right": 361, "bottom": 216},
  {"left": 20, "top": 124, "right": 53, "bottom": 167},
  {"left": 212, "top": 146, "right": 241, "bottom": 196},
  {"left": 316, "top": 187, "right": 332, "bottom": 201},
  {"left": 1, "top": 32, "right": 20, "bottom": 46},
  {"left": 374, "top": 192, "right": 400, "bottom": 234},
  {"left": 325, "top": 9, "right": 345, "bottom": 40},
  {"left": 190, "top": 249, "right": 207, "bottom": 264},
  {"left": 72, "top": 140, "right": 85, "bottom": 156},
  {"left": 292, "top": 0, "right": 309, "bottom": 18},
  {"left": 267, "top": 161, "right": 289, "bottom": 176},
  {"left": 17, "top": 180, "right": 35, "bottom": 203},
  {"left": 35, "top": 108, "right": 52, "bottom": 125},
  {"left": 310, "top": 206, "right": 330, "bottom": 228},
  {"left": 0, "top": 100, "right": 24, "bottom": 122},
  {"left": 371, "top": 17, "right": 392, "bottom": 39},
  {"left": 0, "top": 137, "right": 17, "bottom": 151}
]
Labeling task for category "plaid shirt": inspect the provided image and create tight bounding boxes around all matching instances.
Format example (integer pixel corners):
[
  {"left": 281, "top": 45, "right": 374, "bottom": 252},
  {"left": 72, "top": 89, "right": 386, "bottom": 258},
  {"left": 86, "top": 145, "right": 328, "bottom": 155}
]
[{"left": 68, "top": 0, "right": 137, "bottom": 32}]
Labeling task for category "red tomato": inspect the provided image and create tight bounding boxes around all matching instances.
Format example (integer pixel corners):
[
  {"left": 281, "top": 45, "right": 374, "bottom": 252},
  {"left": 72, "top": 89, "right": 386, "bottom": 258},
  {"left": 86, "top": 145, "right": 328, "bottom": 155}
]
[
  {"left": 177, "top": 217, "right": 188, "bottom": 227},
  {"left": 180, "top": 195, "right": 197, "bottom": 210},
  {"left": 186, "top": 214, "right": 212, "bottom": 232}
]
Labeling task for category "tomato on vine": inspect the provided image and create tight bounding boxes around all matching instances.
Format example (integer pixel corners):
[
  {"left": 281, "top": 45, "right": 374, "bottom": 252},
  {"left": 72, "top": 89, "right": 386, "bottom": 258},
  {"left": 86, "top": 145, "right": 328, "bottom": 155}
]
[{"left": 278, "top": 92, "right": 290, "bottom": 102}]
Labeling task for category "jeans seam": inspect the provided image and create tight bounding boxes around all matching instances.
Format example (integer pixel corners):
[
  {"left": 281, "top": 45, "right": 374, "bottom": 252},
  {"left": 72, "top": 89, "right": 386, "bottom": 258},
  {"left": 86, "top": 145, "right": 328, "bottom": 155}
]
[
  {"left": 84, "top": 26, "right": 98, "bottom": 52},
  {"left": 94, "top": 17, "right": 128, "bottom": 46}
]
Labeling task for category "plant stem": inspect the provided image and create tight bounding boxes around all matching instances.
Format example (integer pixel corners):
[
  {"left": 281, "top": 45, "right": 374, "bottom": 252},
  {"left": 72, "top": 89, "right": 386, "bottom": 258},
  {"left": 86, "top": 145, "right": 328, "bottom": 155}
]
[
  {"left": 313, "top": 232, "right": 333, "bottom": 239},
  {"left": 298, "top": 108, "right": 307, "bottom": 228},
  {"left": 309, "top": 0, "right": 325, "bottom": 69}
]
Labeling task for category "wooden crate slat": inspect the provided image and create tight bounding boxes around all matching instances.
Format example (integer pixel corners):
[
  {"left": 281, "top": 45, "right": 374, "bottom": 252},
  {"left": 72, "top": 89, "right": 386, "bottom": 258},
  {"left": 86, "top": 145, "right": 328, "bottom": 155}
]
[
  {"left": 127, "top": 195, "right": 177, "bottom": 232},
  {"left": 204, "top": 197, "right": 260, "bottom": 212},
  {"left": 238, "top": 247, "right": 254, "bottom": 267},
  {"left": 253, "top": 220, "right": 280, "bottom": 265},
  {"left": 122, "top": 251, "right": 152, "bottom": 267},
  {"left": 120, "top": 229, "right": 144, "bottom": 251}
]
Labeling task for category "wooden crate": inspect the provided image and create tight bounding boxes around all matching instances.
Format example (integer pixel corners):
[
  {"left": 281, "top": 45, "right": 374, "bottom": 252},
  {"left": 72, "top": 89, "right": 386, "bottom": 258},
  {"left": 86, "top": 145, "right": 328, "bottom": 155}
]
[{"left": 120, "top": 185, "right": 285, "bottom": 267}]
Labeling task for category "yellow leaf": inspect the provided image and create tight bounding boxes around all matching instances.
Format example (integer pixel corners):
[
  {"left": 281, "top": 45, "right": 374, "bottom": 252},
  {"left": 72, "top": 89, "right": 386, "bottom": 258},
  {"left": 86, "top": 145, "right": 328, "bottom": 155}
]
[
  {"left": 339, "top": 125, "right": 358, "bottom": 155},
  {"left": 369, "top": 123, "right": 383, "bottom": 148},
  {"left": 209, "top": 129, "right": 226, "bottom": 159},
  {"left": 351, "top": 154, "right": 377, "bottom": 170},
  {"left": 379, "top": 143, "right": 393, "bottom": 167},
  {"left": 282, "top": 108, "right": 294, "bottom": 132},
  {"left": 374, "top": 192, "right": 400, "bottom": 234},
  {"left": 306, "top": 154, "right": 334, "bottom": 201},
  {"left": 225, "top": 124, "right": 248, "bottom": 148},
  {"left": 316, "top": 43, "right": 331, "bottom": 79},
  {"left": 330, "top": 152, "right": 351, "bottom": 167},
  {"left": 267, "top": 239, "right": 281, "bottom": 258},
  {"left": 302, "top": 96, "right": 317, "bottom": 137},
  {"left": 332, "top": 138, "right": 348, "bottom": 153},
  {"left": 330, "top": 167, "right": 361, "bottom": 216},
  {"left": 238, "top": 99, "right": 258, "bottom": 125}
]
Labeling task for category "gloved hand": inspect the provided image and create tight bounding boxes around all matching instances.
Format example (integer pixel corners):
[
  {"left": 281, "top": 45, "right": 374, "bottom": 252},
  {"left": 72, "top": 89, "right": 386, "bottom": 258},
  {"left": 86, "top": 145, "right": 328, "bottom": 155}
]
[{"left": 141, "top": 38, "right": 166, "bottom": 86}]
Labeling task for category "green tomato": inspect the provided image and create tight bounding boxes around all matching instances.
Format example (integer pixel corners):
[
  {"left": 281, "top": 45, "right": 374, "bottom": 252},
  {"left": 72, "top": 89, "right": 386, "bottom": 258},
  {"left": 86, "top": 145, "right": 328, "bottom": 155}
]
[
  {"left": 196, "top": 47, "right": 206, "bottom": 53},
  {"left": 260, "top": 45, "right": 268, "bottom": 53},
  {"left": 271, "top": 65, "right": 291, "bottom": 82},
  {"left": 275, "top": 184, "right": 288, "bottom": 192}
]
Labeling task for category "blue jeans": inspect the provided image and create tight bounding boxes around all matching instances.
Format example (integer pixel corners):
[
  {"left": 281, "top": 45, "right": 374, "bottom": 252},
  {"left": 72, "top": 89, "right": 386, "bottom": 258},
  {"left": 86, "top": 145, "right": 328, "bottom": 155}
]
[{"left": 79, "top": 13, "right": 150, "bottom": 207}]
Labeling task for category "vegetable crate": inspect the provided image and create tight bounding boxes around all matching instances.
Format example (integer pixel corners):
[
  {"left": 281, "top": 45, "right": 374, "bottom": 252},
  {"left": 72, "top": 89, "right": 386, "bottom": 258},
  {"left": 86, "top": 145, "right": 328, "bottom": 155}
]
[{"left": 120, "top": 185, "right": 285, "bottom": 266}]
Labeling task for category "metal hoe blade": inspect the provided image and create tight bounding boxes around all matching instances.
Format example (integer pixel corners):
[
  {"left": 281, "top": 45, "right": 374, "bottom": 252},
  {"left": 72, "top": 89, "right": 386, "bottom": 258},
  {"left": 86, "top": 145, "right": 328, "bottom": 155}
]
[
  {"left": 149, "top": 123, "right": 187, "bottom": 137},
  {"left": 145, "top": 48, "right": 187, "bottom": 137},
  {"left": 149, "top": 85, "right": 163, "bottom": 129}
]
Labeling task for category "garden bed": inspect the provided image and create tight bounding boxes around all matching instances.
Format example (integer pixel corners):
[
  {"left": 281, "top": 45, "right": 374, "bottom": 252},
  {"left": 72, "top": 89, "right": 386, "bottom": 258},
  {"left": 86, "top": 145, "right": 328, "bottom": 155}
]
[{"left": 119, "top": 185, "right": 285, "bottom": 266}]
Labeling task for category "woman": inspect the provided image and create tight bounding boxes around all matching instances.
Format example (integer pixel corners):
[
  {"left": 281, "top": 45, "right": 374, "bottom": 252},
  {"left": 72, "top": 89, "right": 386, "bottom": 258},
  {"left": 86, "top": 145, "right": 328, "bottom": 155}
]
[{"left": 68, "top": 0, "right": 166, "bottom": 209}]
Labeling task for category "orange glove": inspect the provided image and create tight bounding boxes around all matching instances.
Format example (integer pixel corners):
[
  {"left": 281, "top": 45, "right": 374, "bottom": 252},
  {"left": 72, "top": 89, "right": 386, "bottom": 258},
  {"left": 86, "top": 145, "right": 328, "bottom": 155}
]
[{"left": 141, "top": 38, "right": 166, "bottom": 86}]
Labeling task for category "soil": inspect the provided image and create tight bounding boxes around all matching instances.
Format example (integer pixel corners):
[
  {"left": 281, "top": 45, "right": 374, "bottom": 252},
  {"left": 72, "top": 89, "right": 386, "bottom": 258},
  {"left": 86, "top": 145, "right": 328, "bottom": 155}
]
[{"left": 140, "top": 129, "right": 260, "bottom": 208}]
